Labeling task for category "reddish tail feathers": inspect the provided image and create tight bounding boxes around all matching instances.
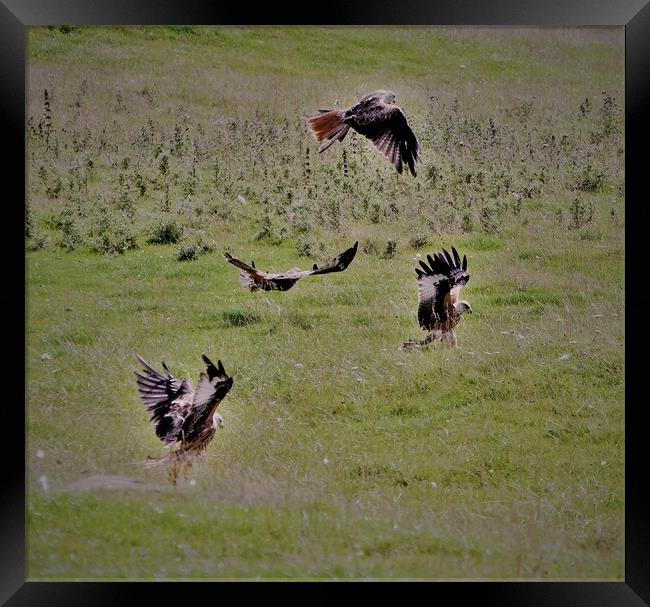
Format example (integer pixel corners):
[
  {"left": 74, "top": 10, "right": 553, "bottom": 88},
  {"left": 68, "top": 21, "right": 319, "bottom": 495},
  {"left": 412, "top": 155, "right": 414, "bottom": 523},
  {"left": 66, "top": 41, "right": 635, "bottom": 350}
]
[{"left": 308, "top": 110, "right": 350, "bottom": 152}]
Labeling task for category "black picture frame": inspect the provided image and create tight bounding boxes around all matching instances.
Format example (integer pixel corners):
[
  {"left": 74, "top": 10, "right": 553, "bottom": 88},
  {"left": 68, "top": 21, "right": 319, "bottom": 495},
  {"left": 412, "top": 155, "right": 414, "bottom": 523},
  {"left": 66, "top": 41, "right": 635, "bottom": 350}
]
[{"left": 5, "top": 0, "right": 648, "bottom": 604}]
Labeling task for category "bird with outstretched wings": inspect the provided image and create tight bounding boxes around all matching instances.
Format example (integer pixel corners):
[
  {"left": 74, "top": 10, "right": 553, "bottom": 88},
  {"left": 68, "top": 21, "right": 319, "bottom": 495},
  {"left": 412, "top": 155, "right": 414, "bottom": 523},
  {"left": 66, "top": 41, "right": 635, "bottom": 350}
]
[
  {"left": 308, "top": 90, "right": 421, "bottom": 176},
  {"left": 402, "top": 246, "right": 472, "bottom": 348},
  {"left": 224, "top": 241, "right": 358, "bottom": 292},
  {"left": 135, "top": 354, "right": 233, "bottom": 483}
]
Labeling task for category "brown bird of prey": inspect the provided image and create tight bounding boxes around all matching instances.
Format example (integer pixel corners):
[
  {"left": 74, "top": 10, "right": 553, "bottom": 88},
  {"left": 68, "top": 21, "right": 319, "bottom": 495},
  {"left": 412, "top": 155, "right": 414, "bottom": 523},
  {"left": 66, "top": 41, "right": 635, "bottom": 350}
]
[
  {"left": 308, "top": 90, "right": 421, "bottom": 176},
  {"left": 402, "top": 246, "right": 472, "bottom": 349},
  {"left": 224, "top": 241, "right": 358, "bottom": 292},
  {"left": 135, "top": 354, "right": 233, "bottom": 483}
]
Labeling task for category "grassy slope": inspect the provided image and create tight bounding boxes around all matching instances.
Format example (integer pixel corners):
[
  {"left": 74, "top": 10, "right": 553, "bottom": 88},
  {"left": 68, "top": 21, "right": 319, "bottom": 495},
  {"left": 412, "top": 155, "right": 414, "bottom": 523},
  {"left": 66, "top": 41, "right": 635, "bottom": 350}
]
[{"left": 26, "top": 26, "right": 624, "bottom": 579}]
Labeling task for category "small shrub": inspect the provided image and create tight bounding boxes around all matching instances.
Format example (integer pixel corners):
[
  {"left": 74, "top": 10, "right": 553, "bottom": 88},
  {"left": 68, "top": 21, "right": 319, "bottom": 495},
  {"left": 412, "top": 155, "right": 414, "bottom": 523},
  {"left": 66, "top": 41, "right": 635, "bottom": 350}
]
[
  {"left": 461, "top": 213, "right": 474, "bottom": 232},
  {"left": 26, "top": 232, "right": 49, "bottom": 251},
  {"left": 381, "top": 239, "right": 398, "bottom": 259},
  {"left": 86, "top": 205, "right": 137, "bottom": 255},
  {"left": 158, "top": 155, "right": 169, "bottom": 176},
  {"left": 408, "top": 232, "right": 430, "bottom": 249},
  {"left": 369, "top": 201, "right": 385, "bottom": 224},
  {"left": 50, "top": 206, "right": 82, "bottom": 251},
  {"left": 175, "top": 243, "right": 201, "bottom": 261},
  {"left": 46, "top": 177, "right": 63, "bottom": 199},
  {"left": 296, "top": 234, "right": 325, "bottom": 258},
  {"left": 362, "top": 238, "right": 380, "bottom": 256},
  {"left": 479, "top": 204, "right": 499, "bottom": 234},
  {"left": 574, "top": 163, "right": 607, "bottom": 193},
  {"left": 599, "top": 91, "right": 619, "bottom": 137},
  {"left": 147, "top": 218, "right": 183, "bottom": 245},
  {"left": 175, "top": 237, "right": 214, "bottom": 261},
  {"left": 568, "top": 197, "right": 594, "bottom": 231},
  {"left": 254, "top": 215, "right": 285, "bottom": 246},
  {"left": 424, "top": 164, "right": 439, "bottom": 185},
  {"left": 88, "top": 223, "right": 137, "bottom": 255},
  {"left": 115, "top": 190, "right": 135, "bottom": 218}
]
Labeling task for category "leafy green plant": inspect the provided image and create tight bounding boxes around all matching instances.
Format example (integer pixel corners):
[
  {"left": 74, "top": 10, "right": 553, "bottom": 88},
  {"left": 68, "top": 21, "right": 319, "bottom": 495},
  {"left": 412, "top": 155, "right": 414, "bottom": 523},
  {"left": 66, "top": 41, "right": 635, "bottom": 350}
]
[
  {"left": 147, "top": 218, "right": 184, "bottom": 245},
  {"left": 175, "top": 237, "right": 215, "bottom": 261}
]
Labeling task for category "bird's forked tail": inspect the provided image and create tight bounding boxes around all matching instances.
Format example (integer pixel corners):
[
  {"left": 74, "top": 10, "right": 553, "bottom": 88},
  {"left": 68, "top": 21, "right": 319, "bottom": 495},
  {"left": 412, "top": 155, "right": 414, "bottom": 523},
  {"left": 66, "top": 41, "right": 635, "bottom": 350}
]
[{"left": 308, "top": 110, "right": 350, "bottom": 153}]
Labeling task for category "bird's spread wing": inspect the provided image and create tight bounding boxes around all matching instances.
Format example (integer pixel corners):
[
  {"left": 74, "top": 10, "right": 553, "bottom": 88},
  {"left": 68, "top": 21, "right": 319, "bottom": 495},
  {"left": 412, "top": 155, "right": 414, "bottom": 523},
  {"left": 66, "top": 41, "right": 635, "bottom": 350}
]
[
  {"left": 349, "top": 104, "right": 420, "bottom": 176},
  {"left": 225, "top": 252, "right": 310, "bottom": 291},
  {"left": 223, "top": 252, "right": 269, "bottom": 288},
  {"left": 309, "top": 241, "right": 359, "bottom": 276},
  {"left": 415, "top": 246, "right": 469, "bottom": 330},
  {"left": 135, "top": 355, "right": 193, "bottom": 442},
  {"left": 184, "top": 356, "right": 233, "bottom": 434},
  {"left": 223, "top": 253, "right": 288, "bottom": 291}
]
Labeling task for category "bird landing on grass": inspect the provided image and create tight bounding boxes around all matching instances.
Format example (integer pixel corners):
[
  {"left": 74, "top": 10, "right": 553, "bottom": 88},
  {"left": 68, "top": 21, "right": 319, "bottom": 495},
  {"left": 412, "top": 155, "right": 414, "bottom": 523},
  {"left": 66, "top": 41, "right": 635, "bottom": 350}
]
[
  {"left": 401, "top": 246, "right": 472, "bottom": 349},
  {"left": 135, "top": 354, "right": 233, "bottom": 484}
]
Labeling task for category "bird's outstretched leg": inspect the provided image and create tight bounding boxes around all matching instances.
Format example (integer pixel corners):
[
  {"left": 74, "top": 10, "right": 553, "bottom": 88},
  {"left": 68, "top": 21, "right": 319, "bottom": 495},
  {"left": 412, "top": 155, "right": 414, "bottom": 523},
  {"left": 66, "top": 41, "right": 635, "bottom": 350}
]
[
  {"left": 446, "top": 330, "right": 458, "bottom": 347},
  {"left": 182, "top": 457, "right": 193, "bottom": 481},
  {"left": 400, "top": 333, "right": 434, "bottom": 351},
  {"left": 168, "top": 452, "right": 181, "bottom": 486}
]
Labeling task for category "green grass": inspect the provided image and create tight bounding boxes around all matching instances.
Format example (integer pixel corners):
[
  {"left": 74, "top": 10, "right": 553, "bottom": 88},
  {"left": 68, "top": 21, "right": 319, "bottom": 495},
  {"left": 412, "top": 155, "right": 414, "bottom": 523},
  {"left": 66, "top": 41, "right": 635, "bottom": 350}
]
[{"left": 26, "top": 26, "right": 624, "bottom": 580}]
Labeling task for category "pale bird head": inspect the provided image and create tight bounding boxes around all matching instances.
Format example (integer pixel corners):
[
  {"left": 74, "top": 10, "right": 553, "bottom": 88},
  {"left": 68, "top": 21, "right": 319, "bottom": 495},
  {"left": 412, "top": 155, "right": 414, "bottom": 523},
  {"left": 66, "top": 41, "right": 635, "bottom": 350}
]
[
  {"left": 212, "top": 412, "right": 224, "bottom": 430},
  {"left": 455, "top": 300, "right": 472, "bottom": 315},
  {"left": 379, "top": 90, "right": 396, "bottom": 104}
]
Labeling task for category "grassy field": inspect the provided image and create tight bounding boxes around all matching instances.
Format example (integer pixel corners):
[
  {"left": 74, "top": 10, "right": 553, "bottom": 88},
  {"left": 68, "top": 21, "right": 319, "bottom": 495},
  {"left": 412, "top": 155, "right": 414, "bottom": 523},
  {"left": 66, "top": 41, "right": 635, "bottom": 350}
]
[{"left": 26, "top": 26, "right": 624, "bottom": 580}]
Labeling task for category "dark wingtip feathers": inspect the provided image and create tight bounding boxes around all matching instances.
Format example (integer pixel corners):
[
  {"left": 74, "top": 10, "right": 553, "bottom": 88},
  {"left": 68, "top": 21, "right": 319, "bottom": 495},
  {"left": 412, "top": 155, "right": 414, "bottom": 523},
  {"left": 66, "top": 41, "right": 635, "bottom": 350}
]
[
  {"left": 452, "top": 246, "right": 461, "bottom": 266},
  {"left": 417, "top": 245, "right": 469, "bottom": 281},
  {"left": 202, "top": 354, "right": 228, "bottom": 379}
]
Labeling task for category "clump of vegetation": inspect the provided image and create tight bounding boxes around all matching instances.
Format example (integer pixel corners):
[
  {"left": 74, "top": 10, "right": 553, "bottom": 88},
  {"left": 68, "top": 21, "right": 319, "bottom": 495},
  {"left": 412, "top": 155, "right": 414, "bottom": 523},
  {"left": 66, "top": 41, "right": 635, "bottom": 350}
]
[
  {"left": 461, "top": 212, "right": 474, "bottom": 232},
  {"left": 567, "top": 197, "right": 594, "bottom": 231},
  {"left": 175, "top": 237, "right": 215, "bottom": 261},
  {"left": 598, "top": 91, "right": 619, "bottom": 138},
  {"left": 45, "top": 177, "right": 62, "bottom": 199},
  {"left": 362, "top": 238, "right": 380, "bottom": 256},
  {"left": 26, "top": 232, "right": 49, "bottom": 251},
  {"left": 573, "top": 163, "right": 607, "bottom": 192},
  {"left": 479, "top": 203, "right": 500, "bottom": 234},
  {"left": 408, "top": 232, "right": 430, "bottom": 249},
  {"left": 47, "top": 205, "right": 83, "bottom": 251},
  {"left": 218, "top": 309, "right": 262, "bottom": 327},
  {"left": 381, "top": 239, "right": 398, "bottom": 259},
  {"left": 368, "top": 201, "right": 386, "bottom": 224},
  {"left": 296, "top": 234, "right": 325, "bottom": 258},
  {"left": 254, "top": 210, "right": 286, "bottom": 246},
  {"left": 88, "top": 220, "right": 137, "bottom": 255},
  {"left": 147, "top": 217, "right": 184, "bottom": 244}
]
